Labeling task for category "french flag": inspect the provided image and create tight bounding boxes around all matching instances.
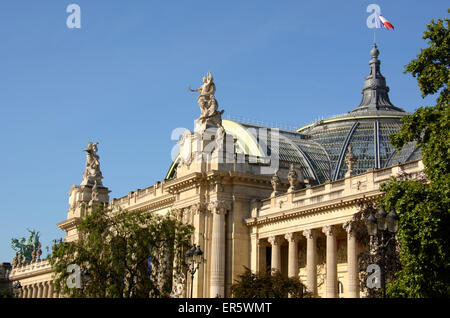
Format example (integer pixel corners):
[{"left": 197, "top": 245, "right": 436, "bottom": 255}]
[{"left": 375, "top": 12, "right": 395, "bottom": 30}]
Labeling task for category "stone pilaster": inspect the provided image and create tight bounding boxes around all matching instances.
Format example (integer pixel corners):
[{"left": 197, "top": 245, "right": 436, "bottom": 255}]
[
  {"left": 268, "top": 235, "right": 283, "bottom": 274},
  {"left": 343, "top": 221, "right": 359, "bottom": 298},
  {"left": 285, "top": 233, "right": 300, "bottom": 278},
  {"left": 208, "top": 200, "right": 230, "bottom": 298},
  {"left": 257, "top": 239, "right": 267, "bottom": 274},
  {"left": 302, "top": 229, "right": 318, "bottom": 296},
  {"left": 322, "top": 225, "right": 338, "bottom": 298},
  {"left": 191, "top": 203, "right": 205, "bottom": 298},
  {"left": 250, "top": 234, "right": 259, "bottom": 273}
]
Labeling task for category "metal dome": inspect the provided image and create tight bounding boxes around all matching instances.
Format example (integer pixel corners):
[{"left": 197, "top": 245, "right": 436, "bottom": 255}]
[{"left": 297, "top": 44, "right": 420, "bottom": 180}]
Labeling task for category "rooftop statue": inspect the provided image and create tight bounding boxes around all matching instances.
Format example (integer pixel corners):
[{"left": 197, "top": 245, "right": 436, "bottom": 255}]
[
  {"left": 81, "top": 142, "right": 103, "bottom": 186},
  {"left": 11, "top": 229, "right": 41, "bottom": 263},
  {"left": 189, "top": 72, "right": 223, "bottom": 122}
]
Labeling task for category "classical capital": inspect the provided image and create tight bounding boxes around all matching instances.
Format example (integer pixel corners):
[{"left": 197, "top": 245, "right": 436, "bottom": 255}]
[
  {"left": 343, "top": 220, "right": 356, "bottom": 237},
  {"left": 268, "top": 235, "right": 283, "bottom": 246},
  {"left": 284, "top": 232, "right": 301, "bottom": 243},
  {"left": 189, "top": 202, "right": 205, "bottom": 215},
  {"left": 182, "top": 208, "right": 191, "bottom": 223},
  {"left": 322, "top": 225, "right": 337, "bottom": 237},
  {"left": 207, "top": 200, "right": 231, "bottom": 215},
  {"left": 302, "top": 229, "right": 318, "bottom": 240},
  {"left": 171, "top": 208, "right": 183, "bottom": 221}
]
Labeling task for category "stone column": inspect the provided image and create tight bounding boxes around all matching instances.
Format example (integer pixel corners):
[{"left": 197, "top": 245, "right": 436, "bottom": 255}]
[
  {"left": 322, "top": 225, "right": 338, "bottom": 298},
  {"left": 208, "top": 200, "right": 229, "bottom": 298},
  {"left": 48, "top": 281, "right": 54, "bottom": 298},
  {"left": 43, "top": 281, "right": 49, "bottom": 298},
  {"left": 343, "top": 221, "right": 359, "bottom": 298},
  {"left": 22, "top": 285, "right": 28, "bottom": 298},
  {"left": 37, "top": 282, "right": 44, "bottom": 298},
  {"left": 285, "top": 233, "right": 300, "bottom": 278},
  {"left": 32, "top": 284, "right": 38, "bottom": 298},
  {"left": 302, "top": 229, "right": 318, "bottom": 296},
  {"left": 268, "top": 235, "right": 283, "bottom": 274}
]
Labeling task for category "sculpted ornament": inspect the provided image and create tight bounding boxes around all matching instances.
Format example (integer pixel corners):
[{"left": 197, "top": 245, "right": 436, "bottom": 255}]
[
  {"left": 285, "top": 232, "right": 300, "bottom": 243},
  {"left": 302, "top": 229, "right": 318, "bottom": 240},
  {"left": 190, "top": 202, "right": 205, "bottom": 215},
  {"left": 81, "top": 142, "right": 104, "bottom": 186},
  {"left": 268, "top": 235, "right": 283, "bottom": 246},
  {"left": 343, "top": 220, "right": 355, "bottom": 237},
  {"left": 207, "top": 200, "right": 231, "bottom": 215},
  {"left": 345, "top": 145, "right": 356, "bottom": 177},
  {"left": 322, "top": 225, "right": 336, "bottom": 237},
  {"left": 189, "top": 72, "right": 224, "bottom": 123},
  {"left": 271, "top": 170, "right": 281, "bottom": 196}
]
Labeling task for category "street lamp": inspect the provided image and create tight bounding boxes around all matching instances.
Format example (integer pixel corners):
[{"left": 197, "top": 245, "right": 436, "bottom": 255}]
[
  {"left": 185, "top": 244, "right": 203, "bottom": 298},
  {"left": 366, "top": 206, "right": 399, "bottom": 298}
]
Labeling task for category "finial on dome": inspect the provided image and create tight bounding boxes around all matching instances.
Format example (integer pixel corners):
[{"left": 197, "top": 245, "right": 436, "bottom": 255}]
[
  {"left": 370, "top": 43, "right": 379, "bottom": 58},
  {"left": 349, "top": 44, "right": 405, "bottom": 113}
]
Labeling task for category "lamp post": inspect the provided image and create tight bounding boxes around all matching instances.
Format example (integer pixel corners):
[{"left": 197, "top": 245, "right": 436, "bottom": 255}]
[
  {"left": 366, "top": 206, "right": 399, "bottom": 298},
  {"left": 185, "top": 244, "right": 203, "bottom": 298}
]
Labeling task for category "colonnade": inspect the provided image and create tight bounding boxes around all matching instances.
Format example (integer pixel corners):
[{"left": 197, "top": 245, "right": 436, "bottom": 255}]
[
  {"left": 261, "top": 221, "right": 359, "bottom": 298},
  {"left": 18, "top": 281, "right": 60, "bottom": 298}
]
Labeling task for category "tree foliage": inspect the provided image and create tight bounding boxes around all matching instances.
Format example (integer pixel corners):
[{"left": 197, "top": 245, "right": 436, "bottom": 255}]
[
  {"left": 381, "top": 10, "right": 450, "bottom": 298},
  {"left": 230, "top": 267, "right": 311, "bottom": 298},
  {"left": 350, "top": 202, "right": 401, "bottom": 298},
  {"left": 49, "top": 205, "right": 193, "bottom": 298},
  {"left": 391, "top": 10, "right": 449, "bottom": 183},
  {"left": 381, "top": 179, "right": 450, "bottom": 297}
]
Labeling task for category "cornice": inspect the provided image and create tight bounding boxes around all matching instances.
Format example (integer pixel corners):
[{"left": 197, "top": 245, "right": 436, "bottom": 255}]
[
  {"left": 165, "top": 172, "right": 205, "bottom": 194},
  {"left": 127, "top": 195, "right": 176, "bottom": 213},
  {"left": 244, "top": 191, "right": 382, "bottom": 227},
  {"left": 9, "top": 261, "right": 53, "bottom": 280},
  {"left": 56, "top": 217, "right": 81, "bottom": 232}
]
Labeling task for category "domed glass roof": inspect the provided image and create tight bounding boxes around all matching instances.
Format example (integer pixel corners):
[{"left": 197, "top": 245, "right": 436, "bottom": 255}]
[
  {"left": 297, "top": 44, "right": 420, "bottom": 180},
  {"left": 166, "top": 44, "right": 421, "bottom": 183}
]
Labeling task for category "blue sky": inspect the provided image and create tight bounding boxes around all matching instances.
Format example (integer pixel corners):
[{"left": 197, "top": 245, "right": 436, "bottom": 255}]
[{"left": 0, "top": 1, "right": 448, "bottom": 261}]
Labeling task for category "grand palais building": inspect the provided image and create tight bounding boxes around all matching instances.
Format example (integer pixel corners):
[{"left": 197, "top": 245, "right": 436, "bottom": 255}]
[{"left": 6, "top": 44, "right": 423, "bottom": 298}]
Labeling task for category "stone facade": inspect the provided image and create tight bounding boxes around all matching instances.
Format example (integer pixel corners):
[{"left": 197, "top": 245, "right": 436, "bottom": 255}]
[{"left": 8, "top": 46, "right": 424, "bottom": 298}]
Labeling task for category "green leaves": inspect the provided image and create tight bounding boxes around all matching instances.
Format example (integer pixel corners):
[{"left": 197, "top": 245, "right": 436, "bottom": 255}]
[
  {"left": 382, "top": 10, "right": 450, "bottom": 298},
  {"left": 48, "top": 206, "right": 193, "bottom": 298},
  {"left": 403, "top": 11, "right": 449, "bottom": 98},
  {"left": 230, "top": 267, "right": 311, "bottom": 298},
  {"left": 393, "top": 10, "right": 450, "bottom": 183},
  {"left": 381, "top": 178, "right": 450, "bottom": 297}
]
